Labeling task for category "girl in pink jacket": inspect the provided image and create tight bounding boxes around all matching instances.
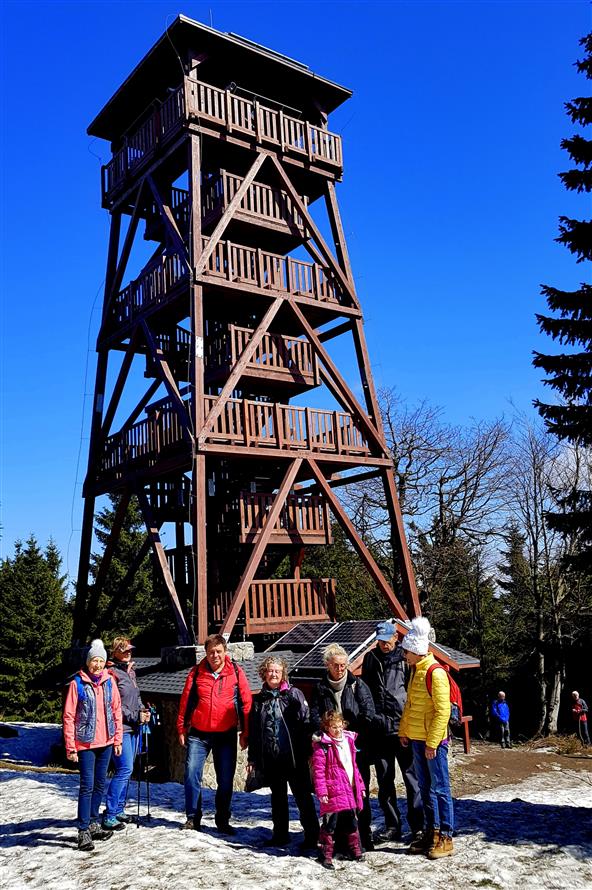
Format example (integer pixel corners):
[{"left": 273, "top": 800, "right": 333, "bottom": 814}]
[
  {"left": 63, "top": 640, "right": 123, "bottom": 851},
  {"left": 311, "top": 710, "right": 365, "bottom": 869}
]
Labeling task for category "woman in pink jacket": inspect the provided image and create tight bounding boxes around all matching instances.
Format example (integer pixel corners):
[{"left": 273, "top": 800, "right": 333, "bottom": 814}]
[
  {"left": 63, "top": 639, "right": 123, "bottom": 851},
  {"left": 311, "top": 710, "right": 365, "bottom": 869}
]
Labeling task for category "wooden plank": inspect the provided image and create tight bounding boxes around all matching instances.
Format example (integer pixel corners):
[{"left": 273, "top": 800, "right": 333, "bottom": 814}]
[
  {"left": 195, "top": 152, "right": 267, "bottom": 277},
  {"left": 220, "top": 458, "right": 302, "bottom": 636},
  {"left": 307, "top": 458, "right": 409, "bottom": 621},
  {"left": 137, "top": 489, "right": 191, "bottom": 644}
]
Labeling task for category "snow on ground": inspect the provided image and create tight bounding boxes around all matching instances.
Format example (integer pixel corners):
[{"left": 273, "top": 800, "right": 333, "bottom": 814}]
[{"left": 1, "top": 726, "right": 591, "bottom": 890}]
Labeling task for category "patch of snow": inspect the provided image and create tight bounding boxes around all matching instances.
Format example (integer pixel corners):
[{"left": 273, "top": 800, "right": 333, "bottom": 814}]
[
  {"left": 1, "top": 723, "right": 63, "bottom": 766},
  {"left": 0, "top": 725, "right": 591, "bottom": 890}
]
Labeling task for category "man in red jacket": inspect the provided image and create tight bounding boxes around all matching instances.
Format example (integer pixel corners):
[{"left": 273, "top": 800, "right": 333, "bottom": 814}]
[{"left": 177, "top": 634, "right": 252, "bottom": 833}]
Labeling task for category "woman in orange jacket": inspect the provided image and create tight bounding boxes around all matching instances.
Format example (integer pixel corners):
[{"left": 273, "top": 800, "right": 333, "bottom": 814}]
[{"left": 63, "top": 639, "right": 123, "bottom": 851}]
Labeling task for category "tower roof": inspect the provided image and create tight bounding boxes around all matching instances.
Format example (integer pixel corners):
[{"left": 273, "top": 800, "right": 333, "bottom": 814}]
[{"left": 88, "top": 14, "right": 352, "bottom": 141}]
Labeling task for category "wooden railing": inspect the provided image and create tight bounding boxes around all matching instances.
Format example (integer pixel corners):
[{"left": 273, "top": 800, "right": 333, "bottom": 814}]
[
  {"left": 206, "top": 323, "right": 318, "bottom": 385},
  {"left": 110, "top": 252, "right": 188, "bottom": 331},
  {"left": 210, "top": 578, "right": 336, "bottom": 631},
  {"left": 200, "top": 235, "right": 342, "bottom": 304},
  {"left": 200, "top": 170, "right": 308, "bottom": 234},
  {"left": 150, "top": 477, "right": 191, "bottom": 520},
  {"left": 99, "top": 395, "right": 370, "bottom": 478},
  {"left": 246, "top": 578, "right": 336, "bottom": 632},
  {"left": 204, "top": 396, "right": 370, "bottom": 455},
  {"left": 239, "top": 491, "right": 331, "bottom": 544},
  {"left": 102, "top": 76, "right": 343, "bottom": 202}
]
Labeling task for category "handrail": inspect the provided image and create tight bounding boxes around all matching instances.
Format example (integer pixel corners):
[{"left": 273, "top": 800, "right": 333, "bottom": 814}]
[{"left": 102, "top": 75, "right": 343, "bottom": 201}]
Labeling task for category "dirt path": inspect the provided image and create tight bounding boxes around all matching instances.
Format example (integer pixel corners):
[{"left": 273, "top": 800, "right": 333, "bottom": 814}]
[{"left": 449, "top": 739, "right": 592, "bottom": 797}]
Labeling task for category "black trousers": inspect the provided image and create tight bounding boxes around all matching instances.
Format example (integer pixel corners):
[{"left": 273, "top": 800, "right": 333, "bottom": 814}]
[
  {"left": 359, "top": 736, "right": 423, "bottom": 838},
  {"left": 268, "top": 759, "right": 319, "bottom": 841}
]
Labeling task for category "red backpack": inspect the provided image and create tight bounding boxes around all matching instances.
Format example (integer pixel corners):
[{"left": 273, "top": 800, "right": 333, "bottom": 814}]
[{"left": 425, "top": 662, "right": 463, "bottom": 728}]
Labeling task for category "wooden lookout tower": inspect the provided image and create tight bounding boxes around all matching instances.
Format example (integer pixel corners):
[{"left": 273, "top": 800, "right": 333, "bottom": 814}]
[{"left": 73, "top": 16, "right": 421, "bottom": 647}]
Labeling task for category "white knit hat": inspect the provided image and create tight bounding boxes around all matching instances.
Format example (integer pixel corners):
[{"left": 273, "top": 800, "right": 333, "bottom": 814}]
[
  {"left": 86, "top": 639, "right": 107, "bottom": 664},
  {"left": 401, "top": 617, "right": 431, "bottom": 656}
]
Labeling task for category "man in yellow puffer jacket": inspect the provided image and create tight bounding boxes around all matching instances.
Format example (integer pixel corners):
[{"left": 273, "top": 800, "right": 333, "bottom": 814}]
[{"left": 399, "top": 617, "right": 454, "bottom": 859}]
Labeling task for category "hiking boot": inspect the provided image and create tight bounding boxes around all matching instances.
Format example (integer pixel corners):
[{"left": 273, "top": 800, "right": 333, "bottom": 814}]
[
  {"left": 216, "top": 822, "right": 236, "bottom": 836},
  {"left": 89, "top": 822, "right": 113, "bottom": 841},
  {"left": 116, "top": 813, "right": 132, "bottom": 824},
  {"left": 102, "top": 816, "right": 125, "bottom": 831},
  {"left": 320, "top": 859, "right": 335, "bottom": 870},
  {"left": 407, "top": 829, "right": 434, "bottom": 855},
  {"left": 428, "top": 833, "right": 454, "bottom": 859},
  {"left": 181, "top": 818, "right": 201, "bottom": 831},
  {"left": 77, "top": 829, "right": 94, "bottom": 852},
  {"left": 374, "top": 826, "right": 402, "bottom": 844},
  {"left": 263, "top": 834, "right": 290, "bottom": 847}
]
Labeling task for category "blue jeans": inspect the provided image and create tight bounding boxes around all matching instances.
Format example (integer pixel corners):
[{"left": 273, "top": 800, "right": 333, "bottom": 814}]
[
  {"left": 77, "top": 745, "right": 113, "bottom": 830},
  {"left": 184, "top": 730, "right": 237, "bottom": 825},
  {"left": 105, "top": 731, "right": 139, "bottom": 817},
  {"left": 411, "top": 740, "right": 454, "bottom": 837}
]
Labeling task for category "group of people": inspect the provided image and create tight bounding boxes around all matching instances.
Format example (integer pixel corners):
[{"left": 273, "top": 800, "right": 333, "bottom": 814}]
[
  {"left": 64, "top": 617, "right": 455, "bottom": 864},
  {"left": 176, "top": 616, "right": 455, "bottom": 868},
  {"left": 63, "top": 636, "right": 150, "bottom": 851}
]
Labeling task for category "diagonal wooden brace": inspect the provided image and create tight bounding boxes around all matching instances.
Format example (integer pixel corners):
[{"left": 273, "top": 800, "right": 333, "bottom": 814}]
[
  {"left": 195, "top": 152, "right": 268, "bottom": 278},
  {"left": 268, "top": 155, "right": 359, "bottom": 308},
  {"left": 145, "top": 175, "right": 191, "bottom": 267},
  {"left": 288, "top": 301, "right": 385, "bottom": 454},
  {"left": 137, "top": 488, "right": 192, "bottom": 644},
  {"left": 82, "top": 490, "right": 132, "bottom": 634},
  {"left": 100, "top": 330, "right": 140, "bottom": 440},
  {"left": 197, "top": 296, "right": 283, "bottom": 443},
  {"left": 307, "top": 458, "right": 409, "bottom": 620},
  {"left": 220, "top": 458, "right": 303, "bottom": 637},
  {"left": 140, "top": 319, "right": 192, "bottom": 437}
]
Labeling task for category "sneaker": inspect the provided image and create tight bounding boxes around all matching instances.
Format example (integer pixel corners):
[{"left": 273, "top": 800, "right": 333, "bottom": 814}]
[
  {"left": 428, "top": 834, "right": 454, "bottom": 859},
  {"left": 181, "top": 819, "right": 201, "bottom": 831},
  {"left": 102, "top": 816, "right": 125, "bottom": 832},
  {"left": 77, "top": 829, "right": 94, "bottom": 852},
  {"left": 89, "top": 822, "right": 113, "bottom": 841},
  {"left": 407, "top": 829, "right": 433, "bottom": 855}
]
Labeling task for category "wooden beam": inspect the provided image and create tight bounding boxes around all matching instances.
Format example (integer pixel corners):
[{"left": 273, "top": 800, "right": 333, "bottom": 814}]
[
  {"left": 268, "top": 156, "right": 359, "bottom": 308},
  {"left": 140, "top": 319, "right": 192, "bottom": 435},
  {"left": 382, "top": 467, "right": 422, "bottom": 618},
  {"left": 118, "top": 380, "right": 161, "bottom": 437},
  {"left": 318, "top": 320, "right": 353, "bottom": 343},
  {"left": 195, "top": 152, "right": 268, "bottom": 278},
  {"left": 198, "top": 296, "right": 283, "bottom": 443},
  {"left": 100, "top": 181, "right": 146, "bottom": 327},
  {"left": 188, "top": 134, "right": 209, "bottom": 644},
  {"left": 100, "top": 330, "right": 140, "bottom": 440},
  {"left": 220, "top": 458, "right": 303, "bottom": 637},
  {"left": 137, "top": 489, "right": 192, "bottom": 645},
  {"left": 325, "top": 180, "right": 355, "bottom": 287},
  {"left": 145, "top": 175, "right": 191, "bottom": 267},
  {"left": 307, "top": 458, "right": 409, "bottom": 621}
]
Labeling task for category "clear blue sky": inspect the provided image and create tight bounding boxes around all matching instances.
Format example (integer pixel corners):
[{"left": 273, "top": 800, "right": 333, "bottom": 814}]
[{"left": 1, "top": 1, "right": 590, "bottom": 580}]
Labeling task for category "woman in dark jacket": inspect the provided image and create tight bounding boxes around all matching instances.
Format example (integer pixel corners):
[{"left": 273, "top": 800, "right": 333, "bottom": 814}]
[
  {"left": 248, "top": 656, "right": 319, "bottom": 850},
  {"left": 103, "top": 636, "right": 150, "bottom": 830},
  {"left": 310, "top": 643, "right": 375, "bottom": 850}
]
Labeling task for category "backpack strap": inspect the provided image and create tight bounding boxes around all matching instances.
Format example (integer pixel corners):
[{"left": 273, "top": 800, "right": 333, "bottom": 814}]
[{"left": 425, "top": 662, "right": 447, "bottom": 697}]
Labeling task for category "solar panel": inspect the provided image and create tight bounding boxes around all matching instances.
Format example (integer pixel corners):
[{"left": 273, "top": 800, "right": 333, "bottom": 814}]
[
  {"left": 291, "top": 620, "right": 378, "bottom": 671},
  {"left": 432, "top": 642, "right": 480, "bottom": 669},
  {"left": 266, "top": 622, "right": 336, "bottom": 653}
]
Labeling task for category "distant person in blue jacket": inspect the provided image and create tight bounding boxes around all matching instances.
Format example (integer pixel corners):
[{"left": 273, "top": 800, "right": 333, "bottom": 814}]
[{"left": 491, "top": 691, "right": 511, "bottom": 748}]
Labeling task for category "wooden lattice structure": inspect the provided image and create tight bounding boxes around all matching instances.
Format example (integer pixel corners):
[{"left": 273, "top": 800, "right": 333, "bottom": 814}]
[{"left": 72, "top": 16, "right": 421, "bottom": 645}]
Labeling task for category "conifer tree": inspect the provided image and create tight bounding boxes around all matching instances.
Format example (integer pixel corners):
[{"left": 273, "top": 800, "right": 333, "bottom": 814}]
[
  {"left": 0, "top": 537, "right": 71, "bottom": 720},
  {"left": 533, "top": 33, "right": 592, "bottom": 571}
]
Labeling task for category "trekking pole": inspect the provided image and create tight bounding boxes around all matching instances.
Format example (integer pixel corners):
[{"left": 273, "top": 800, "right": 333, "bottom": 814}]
[{"left": 145, "top": 729, "right": 151, "bottom": 821}]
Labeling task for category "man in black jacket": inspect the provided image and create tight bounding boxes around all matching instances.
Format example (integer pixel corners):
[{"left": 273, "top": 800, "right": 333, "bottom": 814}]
[{"left": 361, "top": 621, "right": 423, "bottom": 843}]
